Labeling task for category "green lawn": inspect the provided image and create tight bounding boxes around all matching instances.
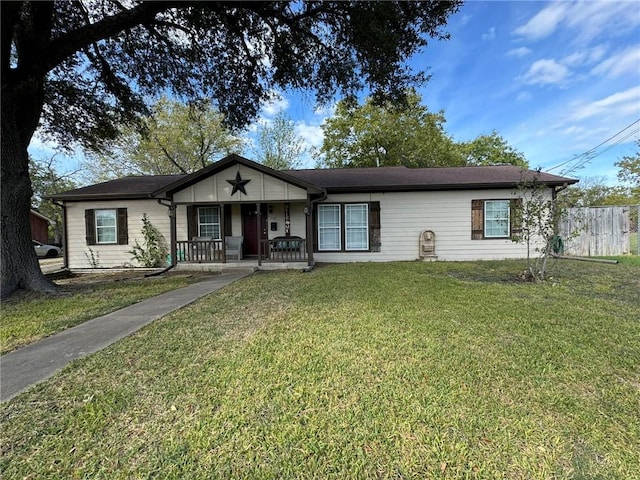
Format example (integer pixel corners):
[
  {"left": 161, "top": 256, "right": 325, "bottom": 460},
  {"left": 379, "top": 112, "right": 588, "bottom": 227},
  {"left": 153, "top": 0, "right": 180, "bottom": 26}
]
[
  {"left": 0, "top": 272, "right": 207, "bottom": 354},
  {"left": 1, "top": 261, "right": 639, "bottom": 479}
]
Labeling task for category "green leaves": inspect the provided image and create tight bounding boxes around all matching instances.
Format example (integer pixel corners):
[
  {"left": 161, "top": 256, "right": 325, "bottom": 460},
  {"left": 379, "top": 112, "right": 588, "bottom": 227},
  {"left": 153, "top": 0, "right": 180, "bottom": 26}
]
[
  {"left": 128, "top": 214, "right": 168, "bottom": 268},
  {"left": 318, "top": 90, "right": 465, "bottom": 168},
  {"left": 85, "top": 97, "right": 243, "bottom": 180}
]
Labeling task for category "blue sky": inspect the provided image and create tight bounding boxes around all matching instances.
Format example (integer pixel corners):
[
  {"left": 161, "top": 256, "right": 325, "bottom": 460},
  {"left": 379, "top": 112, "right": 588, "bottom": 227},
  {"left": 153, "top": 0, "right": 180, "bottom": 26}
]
[
  {"left": 262, "top": 0, "right": 640, "bottom": 183},
  {"left": 31, "top": 1, "right": 639, "bottom": 186}
]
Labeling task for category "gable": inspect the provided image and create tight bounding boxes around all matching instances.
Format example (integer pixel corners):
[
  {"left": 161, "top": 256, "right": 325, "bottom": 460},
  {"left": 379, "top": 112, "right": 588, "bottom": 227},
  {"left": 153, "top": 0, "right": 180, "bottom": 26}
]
[{"left": 172, "top": 163, "right": 309, "bottom": 203}]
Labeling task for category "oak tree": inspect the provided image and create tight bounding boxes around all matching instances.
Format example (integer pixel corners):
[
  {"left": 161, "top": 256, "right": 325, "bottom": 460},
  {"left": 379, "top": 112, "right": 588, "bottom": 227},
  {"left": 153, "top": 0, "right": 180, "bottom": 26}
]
[{"left": 1, "top": 0, "right": 461, "bottom": 297}]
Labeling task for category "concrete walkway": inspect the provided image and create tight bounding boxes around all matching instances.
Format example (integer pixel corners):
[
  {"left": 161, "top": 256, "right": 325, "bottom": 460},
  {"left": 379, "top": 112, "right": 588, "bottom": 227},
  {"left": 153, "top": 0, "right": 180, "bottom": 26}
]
[{"left": 1, "top": 270, "right": 252, "bottom": 402}]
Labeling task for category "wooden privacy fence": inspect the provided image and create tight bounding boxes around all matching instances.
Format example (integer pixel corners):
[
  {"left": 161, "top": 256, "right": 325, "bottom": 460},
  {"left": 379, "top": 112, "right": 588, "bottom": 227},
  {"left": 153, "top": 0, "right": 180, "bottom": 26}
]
[{"left": 558, "top": 205, "right": 634, "bottom": 256}]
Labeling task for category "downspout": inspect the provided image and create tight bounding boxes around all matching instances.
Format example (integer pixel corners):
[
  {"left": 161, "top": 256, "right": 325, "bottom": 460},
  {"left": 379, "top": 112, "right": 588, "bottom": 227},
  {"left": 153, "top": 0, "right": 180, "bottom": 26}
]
[
  {"left": 147, "top": 199, "right": 176, "bottom": 277},
  {"left": 304, "top": 189, "right": 328, "bottom": 270},
  {"left": 51, "top": 200, "right": 68, "bottom": 270}
]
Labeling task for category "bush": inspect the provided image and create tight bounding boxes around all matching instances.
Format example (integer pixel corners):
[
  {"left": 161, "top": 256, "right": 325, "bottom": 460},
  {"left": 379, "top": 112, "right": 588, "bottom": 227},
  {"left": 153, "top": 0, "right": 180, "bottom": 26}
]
[{"left": 129, "top": 214, "right": 168, "bottom": 267}]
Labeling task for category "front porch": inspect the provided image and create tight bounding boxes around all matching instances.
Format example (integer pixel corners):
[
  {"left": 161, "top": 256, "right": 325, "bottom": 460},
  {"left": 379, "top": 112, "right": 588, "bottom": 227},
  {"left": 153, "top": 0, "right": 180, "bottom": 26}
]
[{"left": 174, "top": 237, "right": 309, "bottom": 266}]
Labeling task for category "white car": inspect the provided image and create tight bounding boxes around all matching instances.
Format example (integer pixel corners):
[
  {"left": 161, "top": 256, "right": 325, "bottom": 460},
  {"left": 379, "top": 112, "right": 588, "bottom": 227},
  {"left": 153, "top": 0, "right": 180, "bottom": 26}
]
[{"left": 33, "top": 240, "right": 62, "bottom": 258}]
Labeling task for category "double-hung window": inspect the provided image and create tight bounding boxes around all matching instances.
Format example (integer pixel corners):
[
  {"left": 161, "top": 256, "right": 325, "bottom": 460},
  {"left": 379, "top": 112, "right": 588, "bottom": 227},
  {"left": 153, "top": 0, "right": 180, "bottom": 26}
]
[
  {"left": 345, "top": 204, "right": 369, "bottom": 250},
  {"left": 198, "top": 206, "right": 221, "bottom": 239},
  {"left": 317, "top": 203, "right": 371, "bottom": 251},
  {"left": 471, "top": 199, "right": 520, "bottom": 240},
  {"left": 318, "top": 204, "right": 341, "bottom": 250},
  {"left": 85, "top": 208, "right": 127, "bottom": 245},
  {"left": 95, "top": 209, "right": 117, "bottom": 244},
  {"left": 484, "top": 200, "right": 510, "bottom": 238}
]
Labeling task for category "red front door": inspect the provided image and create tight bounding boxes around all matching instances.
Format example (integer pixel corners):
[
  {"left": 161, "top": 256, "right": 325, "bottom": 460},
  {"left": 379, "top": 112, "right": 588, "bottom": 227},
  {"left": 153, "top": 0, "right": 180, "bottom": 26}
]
[{"left": 242, "top": 204, "right": 267, "bottom": 256}]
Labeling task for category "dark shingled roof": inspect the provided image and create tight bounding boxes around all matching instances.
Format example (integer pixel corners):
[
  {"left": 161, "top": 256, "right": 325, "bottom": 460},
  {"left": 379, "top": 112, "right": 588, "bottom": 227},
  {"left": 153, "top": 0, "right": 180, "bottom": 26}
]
[
  {"left": 51, "top": 163, "right": 577, "bottom": 201},
  {"left": 51, "top": 174, "right": 186, "bottom": 200},
  {"left": 285, "top": 165, "right": 576, "bottom": 192}
]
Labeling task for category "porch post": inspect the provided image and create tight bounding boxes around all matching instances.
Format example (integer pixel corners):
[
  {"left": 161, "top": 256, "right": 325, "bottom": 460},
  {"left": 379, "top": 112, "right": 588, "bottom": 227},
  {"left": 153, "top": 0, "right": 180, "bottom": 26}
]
[
  {"left": 169, "top": 204, "right": 177, "bottom": 267},
  {"left": 257, "top": 202, "right": 262, "bottom": 266},
  {"left": 306, "top": 199, "right": 314, "bottom": 267},
  {"left": 220, "top": 203, "right": 226, "bottom": 263}
]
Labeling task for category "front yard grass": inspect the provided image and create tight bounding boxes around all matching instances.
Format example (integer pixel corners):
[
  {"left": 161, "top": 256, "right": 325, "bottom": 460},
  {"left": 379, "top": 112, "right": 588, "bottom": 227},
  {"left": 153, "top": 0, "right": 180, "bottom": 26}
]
[
  {"left": 1, "top": 260, "right": 639, "bottom": 479},
  {"left": 0, "top": 271, "right": 208, "bottom": 354}
]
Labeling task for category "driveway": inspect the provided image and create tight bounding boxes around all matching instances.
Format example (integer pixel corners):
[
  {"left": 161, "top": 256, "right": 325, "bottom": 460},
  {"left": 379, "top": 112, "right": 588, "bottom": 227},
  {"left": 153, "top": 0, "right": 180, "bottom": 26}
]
[{"left": 39, "top": 257, "right": 64, "bottom": 274}]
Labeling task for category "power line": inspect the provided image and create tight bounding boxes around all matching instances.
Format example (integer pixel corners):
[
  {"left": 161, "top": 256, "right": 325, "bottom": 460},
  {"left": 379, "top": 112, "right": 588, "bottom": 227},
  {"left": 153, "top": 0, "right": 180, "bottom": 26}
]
[
  {"left": 562, "top": 126, "right": 640, "bottom": 175},
  {"left": 547, "top": 118, "right": 640, "bottom": 175}
]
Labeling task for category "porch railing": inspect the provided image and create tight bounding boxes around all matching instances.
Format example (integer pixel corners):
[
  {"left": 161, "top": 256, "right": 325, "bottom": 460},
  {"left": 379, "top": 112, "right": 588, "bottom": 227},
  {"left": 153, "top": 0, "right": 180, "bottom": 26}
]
[
  {"left": 176, "top": 239, "right": 223, "bottom": 262},
  {"left": 175, "top": 237, "right": 307, "bottom": 263},
  {"left": 261, "top": 237, "right": 307, "bottom": 263}
]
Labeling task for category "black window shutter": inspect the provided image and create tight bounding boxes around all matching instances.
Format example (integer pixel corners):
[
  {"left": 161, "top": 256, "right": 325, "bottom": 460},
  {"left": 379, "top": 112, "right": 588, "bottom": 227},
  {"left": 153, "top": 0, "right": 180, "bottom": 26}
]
[
  {"left": 85, "top": 209, "right": 96, "bottom": 245},
  {"left": 312, "top": 204, "right": 318, "bottom": 252},
  {"left": 369, "top": 201, "right": 381, "bottom": 252},
  {"left": 471, "top": 200, "right": 484, "bottom": 240},
  {"left": 224, "top": 205, "right": 232, "bottom": 237},
  {"left": 510, "top": 198, "right": 523, "bottom": 237},
  {"left": 117, "top": 208, "right": 128, "bottom": 245},
  {"left": 187, "top": 206, "right": 197, "bottom": 239}
]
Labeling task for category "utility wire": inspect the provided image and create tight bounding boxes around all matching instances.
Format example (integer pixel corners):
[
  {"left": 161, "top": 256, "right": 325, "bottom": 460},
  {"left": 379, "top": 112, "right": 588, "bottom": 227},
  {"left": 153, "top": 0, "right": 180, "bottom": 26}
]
[
  {"left": 562, "top": 126, "right": 640, "bottom": 175},
  {"left": 547, "top": 118, "right": 640, "bottom": 174}
]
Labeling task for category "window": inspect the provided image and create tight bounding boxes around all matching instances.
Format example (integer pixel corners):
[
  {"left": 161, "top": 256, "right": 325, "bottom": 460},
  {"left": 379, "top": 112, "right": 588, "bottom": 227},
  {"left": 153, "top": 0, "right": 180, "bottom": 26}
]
[
  {"left": 484, "top": 200, "right": 510, "bottom": 238},
  {"left": 96, "top": 209, "right": 117, "bottom": 243},
  {"left": 317, "top": 203, "right": 377, "bottom": 252},
  {"left": 471, "top": 199, "right": 520, "bottom": 240},
  {"left": 318, "top": 204, "right": 341, "bottom": 250},
  {"left": 85, "top": 208, "right": 128, "bottom": 245},
  {"left": 198, "top": 206, "right": 221, "bottom": 239},
  {"left": 345, "top": 204, "right": 369, "bottom": 250}
]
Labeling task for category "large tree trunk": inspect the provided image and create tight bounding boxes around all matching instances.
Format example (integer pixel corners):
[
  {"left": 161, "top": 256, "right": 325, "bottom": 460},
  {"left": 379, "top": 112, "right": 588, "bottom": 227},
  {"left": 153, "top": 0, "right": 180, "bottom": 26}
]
[{"left": 1, "top": 79, "right": 56, "bottom": 298}]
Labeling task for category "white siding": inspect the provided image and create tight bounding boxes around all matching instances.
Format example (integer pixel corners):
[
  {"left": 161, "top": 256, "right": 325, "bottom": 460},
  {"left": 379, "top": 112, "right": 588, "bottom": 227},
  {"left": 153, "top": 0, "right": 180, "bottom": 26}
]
[
  {"left": 314, "top": 190, "right": 547, "bottom": 262},
  {"left": 65, "top": 200, "right": 171, "bottom": 269},
  {"left": 172, "top": 164, "right": 307, "bottom": 203},
  {"left": 174, "top": 202, "right": 307, "bottom": 241},
  {"left": 264, "top": 203, "right": 307, "bottom": 239}
]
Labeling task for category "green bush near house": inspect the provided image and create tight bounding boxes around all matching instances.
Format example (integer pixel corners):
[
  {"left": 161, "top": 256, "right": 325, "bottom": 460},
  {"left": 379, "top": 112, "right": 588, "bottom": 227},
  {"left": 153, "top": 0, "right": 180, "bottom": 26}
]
[{"left": 1, "top": 261, "right": 638, "bottom": 479}]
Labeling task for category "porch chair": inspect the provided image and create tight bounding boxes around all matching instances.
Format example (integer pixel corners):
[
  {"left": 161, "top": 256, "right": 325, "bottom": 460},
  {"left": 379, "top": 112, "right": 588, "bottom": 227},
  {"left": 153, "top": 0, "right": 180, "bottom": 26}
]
[{"left": 225, "top": 236, "right": 244, "bottom": 261}]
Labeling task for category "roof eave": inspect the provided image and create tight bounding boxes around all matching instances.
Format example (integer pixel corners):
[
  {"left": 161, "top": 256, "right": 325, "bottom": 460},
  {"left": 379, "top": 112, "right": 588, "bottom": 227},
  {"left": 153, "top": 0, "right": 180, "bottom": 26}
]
[
  {"left": 325, "top": 179, "right": 578, "bottom": 193},
  {"left": 48, "top": 193, "right": 155, "bottom": 202}
]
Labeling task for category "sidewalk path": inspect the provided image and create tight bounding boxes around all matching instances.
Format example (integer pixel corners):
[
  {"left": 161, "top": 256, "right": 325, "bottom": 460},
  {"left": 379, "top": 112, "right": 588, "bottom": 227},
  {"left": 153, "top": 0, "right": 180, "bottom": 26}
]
[{"left": 1, "top": 270, "right": 252, "bottom": 402}]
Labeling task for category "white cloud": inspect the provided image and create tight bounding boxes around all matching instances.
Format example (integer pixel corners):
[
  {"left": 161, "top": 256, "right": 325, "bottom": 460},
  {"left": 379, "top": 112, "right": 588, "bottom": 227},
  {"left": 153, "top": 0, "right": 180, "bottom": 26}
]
[
  {"left": 516, "top": 91, "right": 532, "bottom": 102},
  {"left": 565, "top": 1, "right": 640, "bottom": 44},
  {"left": 561, "top": 45, "right": 607, "bottom": 68},
  {"left": 482, "top": 27, "right": 496, "bottom": 41},
  {"left": 519, "top": 59, "right": 569, "bottom": 86},
  {"left": 506, "top": 47, "right": 532, "bottom": 58},
  {"left": 591, "top": 46, "right": 640, "bottom": 78},
  {"left": 295, "top": 122, "right": 324, "bottom": 149},
  {"left": 260, "top": 92, "right": 289, "bottom": 117},
  {"left": 567, "top": 86, "right": 640, "bottom": 121},
  {"left": 512, "top": 2, "right": 568, "bottom": 40},
  {"left": 513, "top": 1, "right": 640, "bottom": 44},
  {"left": 313, "top": 102, "right": 337, "bottom": 117}
]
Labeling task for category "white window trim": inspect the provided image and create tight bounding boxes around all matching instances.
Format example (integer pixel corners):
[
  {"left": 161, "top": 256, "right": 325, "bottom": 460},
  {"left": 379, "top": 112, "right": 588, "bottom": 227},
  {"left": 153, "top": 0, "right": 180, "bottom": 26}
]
[
  {"left": 198, "top": 206, "right": 221, "bottom": 240},
  {"left": 318, "top": 204, "right": 341, "bottom": 251},
  {"left": 95, "top": 209, "right": 117, "bottom": 245},
  {"left": 345, "top": 203, "right": 369, "bottom": 251},
  {"left": 484, "top": 200, "right": 510, "bottom": 238}
]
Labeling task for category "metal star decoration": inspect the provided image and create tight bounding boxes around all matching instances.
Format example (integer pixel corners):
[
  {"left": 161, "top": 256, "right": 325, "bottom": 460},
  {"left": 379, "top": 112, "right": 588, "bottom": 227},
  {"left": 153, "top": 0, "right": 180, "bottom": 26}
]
[{"left": 226, "top": 171, "right": 251, "bottom": 196}]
